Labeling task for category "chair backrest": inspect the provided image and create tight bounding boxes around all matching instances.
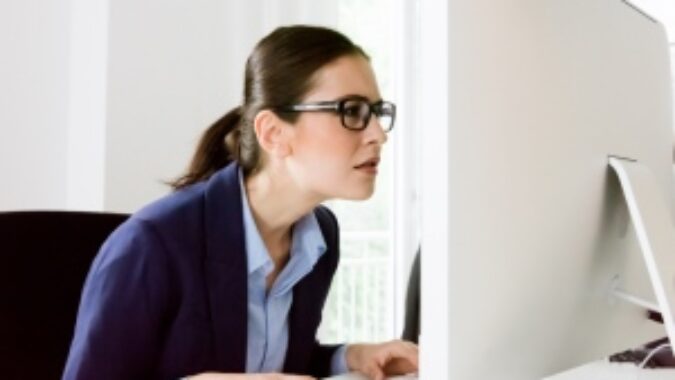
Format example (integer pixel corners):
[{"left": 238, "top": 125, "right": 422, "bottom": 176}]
[
  {"left": 0, "top": 211, "right": 128, "bottom": 379},
  {"left": 402, "top": 248, "right": 420, "bottom": 344}
]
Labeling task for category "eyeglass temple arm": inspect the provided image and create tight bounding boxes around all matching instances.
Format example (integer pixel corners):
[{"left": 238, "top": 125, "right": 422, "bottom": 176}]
[{"left": 282, "top": 103, "right": 340, "bottom": 112}]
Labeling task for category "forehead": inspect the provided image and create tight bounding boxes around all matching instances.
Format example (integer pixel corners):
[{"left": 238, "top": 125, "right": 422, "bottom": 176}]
[{"left": 303, "top": 55, "right": 381, "bottom": 102}]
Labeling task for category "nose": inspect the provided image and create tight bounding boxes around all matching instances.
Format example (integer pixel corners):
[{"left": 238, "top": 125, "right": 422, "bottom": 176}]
[{"left": 364, "top": 115, "right": 388, "bottom": 146}]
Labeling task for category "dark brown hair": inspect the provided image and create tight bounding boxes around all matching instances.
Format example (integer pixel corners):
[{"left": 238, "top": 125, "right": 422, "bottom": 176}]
[{"left": 170, "top": 25, "right": 368, "bottom": 189}]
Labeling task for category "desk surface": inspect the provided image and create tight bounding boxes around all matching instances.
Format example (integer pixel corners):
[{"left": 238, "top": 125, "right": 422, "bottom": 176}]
[
  {"left": 326, "top": 362, "right": 675, "bottom": 379},
  {"left": 324, "top": 374, "right": 417, "bottom": 380},
  {"left": 545, "top": 360, "right": 675, "bottom": 380}
]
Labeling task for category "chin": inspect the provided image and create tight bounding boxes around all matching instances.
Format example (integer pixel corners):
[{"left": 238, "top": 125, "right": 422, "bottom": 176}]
[{"left": 341, "top": 187, "right": 375, "bottom": 201}]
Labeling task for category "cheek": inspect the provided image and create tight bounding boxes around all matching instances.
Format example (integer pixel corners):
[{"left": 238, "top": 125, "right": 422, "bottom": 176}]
[
  {"left": 291, "top": 126, "right": 359, "bottom": 191},
  {"left": 305, "top": 134, "right": 353, "bottom": 176}
]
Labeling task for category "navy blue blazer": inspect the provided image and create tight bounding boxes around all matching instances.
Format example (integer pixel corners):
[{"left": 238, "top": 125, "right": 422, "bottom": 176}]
[{"left": 63, "top": 163, "right": 341, "bottom": 380}]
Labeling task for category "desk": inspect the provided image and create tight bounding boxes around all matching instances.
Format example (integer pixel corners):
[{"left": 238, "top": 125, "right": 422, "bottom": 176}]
[
  {"left": 545, "top": 360, "right": 675, "bottom": 380},
  {"left": 325, "top": 374, "right": 417, "bottom": 380},
  {"left": 326, "top": 362, "right": 675, "bottom": 379}
]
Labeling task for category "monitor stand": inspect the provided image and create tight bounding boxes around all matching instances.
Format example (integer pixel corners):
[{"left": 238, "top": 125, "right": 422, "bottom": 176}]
[{"left": 608, "top": 156, "right": 675, "bottom": 356}]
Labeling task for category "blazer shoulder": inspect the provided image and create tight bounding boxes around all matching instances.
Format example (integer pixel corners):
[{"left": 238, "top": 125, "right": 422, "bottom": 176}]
[
  {"left": 313, "top": 205, "right": 338, "bottom": 235},
  {"left": 134, "top": 182, "right": 207, "bottom": 224},
  {"left": 313, "top": 205, "right": 339, "bottom": 258}
]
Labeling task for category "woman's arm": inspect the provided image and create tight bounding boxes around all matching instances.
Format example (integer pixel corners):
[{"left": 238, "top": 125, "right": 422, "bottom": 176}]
[{"left": 186, "top": 374, "right": 315, "bottom": 380}]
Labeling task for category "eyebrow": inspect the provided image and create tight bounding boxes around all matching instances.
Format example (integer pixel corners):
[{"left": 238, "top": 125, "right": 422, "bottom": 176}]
[{"left": 332, "top": 94, "right": 383, "bottom": 103}]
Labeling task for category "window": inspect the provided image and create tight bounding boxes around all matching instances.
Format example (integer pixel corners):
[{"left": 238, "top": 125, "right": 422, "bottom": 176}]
[{"left": 318, "top": 0, "right": 420, "bottom": 344}]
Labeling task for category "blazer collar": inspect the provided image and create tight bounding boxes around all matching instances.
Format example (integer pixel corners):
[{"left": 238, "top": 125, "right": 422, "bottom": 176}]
[
  {"left": 203, "top": 162, "right": 248, "bottom": 371},
  {"left": 204, "top": 162, "right": 245, "bottom": 264},
  {"left": 201, "top": 162, "right": 336, "bottom": 374}
]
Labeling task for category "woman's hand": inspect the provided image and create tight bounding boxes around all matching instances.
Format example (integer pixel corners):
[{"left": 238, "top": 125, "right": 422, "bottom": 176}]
[
  {"left": 186, "top": 373, "right": 315, "bottom": 380},
  {"left": 346, "top": 340, "right": 419, "bottom": 380}
]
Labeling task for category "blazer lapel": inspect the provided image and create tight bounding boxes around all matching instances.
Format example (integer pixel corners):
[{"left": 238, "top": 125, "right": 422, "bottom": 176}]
[
  {"left": 284, "top": 206, "right": 339, "bottom": 374},
  {"left": 203, "top": 163, "right": 248, "bottom": 372}
]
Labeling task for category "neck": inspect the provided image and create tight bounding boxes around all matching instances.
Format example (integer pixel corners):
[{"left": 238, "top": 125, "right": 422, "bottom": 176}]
[{"left": 244, "top": 164, "right": 324, "bottom": 265}]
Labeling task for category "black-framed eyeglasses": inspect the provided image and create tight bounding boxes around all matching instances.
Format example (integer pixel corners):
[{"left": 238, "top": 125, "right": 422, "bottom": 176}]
[{"left": 275, "top": 96, "right": 396, "bottom": 132}]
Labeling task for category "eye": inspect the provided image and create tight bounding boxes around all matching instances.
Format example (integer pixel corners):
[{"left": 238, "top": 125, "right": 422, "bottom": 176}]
[{"left": 342, "top": 100, "right": 366, "bottom": 118}]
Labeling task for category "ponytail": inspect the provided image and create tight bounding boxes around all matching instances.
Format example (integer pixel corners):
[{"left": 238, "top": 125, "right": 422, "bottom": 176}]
[{"left": 170, "top": 107, "right": 242, "bottom": 190}]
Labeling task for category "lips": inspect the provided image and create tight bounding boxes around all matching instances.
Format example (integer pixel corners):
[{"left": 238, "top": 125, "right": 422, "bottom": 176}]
[{"left": 354, "top": 157, "right": 380, "bottom": 169}]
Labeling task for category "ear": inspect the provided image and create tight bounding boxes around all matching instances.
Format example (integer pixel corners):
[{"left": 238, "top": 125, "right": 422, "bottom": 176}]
[{"left": 253, "top": 110, "right": 292, "bottom": 158}]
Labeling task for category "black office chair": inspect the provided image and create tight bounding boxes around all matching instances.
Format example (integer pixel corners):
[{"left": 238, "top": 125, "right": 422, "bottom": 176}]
[
  {"left": 402, "top": 248, "right": 420, "bottom": 344},
  {"left": 0, "top": 211, "right": 129, "bottom": 379}
]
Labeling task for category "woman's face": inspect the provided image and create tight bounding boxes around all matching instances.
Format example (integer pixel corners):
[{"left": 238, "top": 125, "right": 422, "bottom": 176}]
[{"left": 285, "top": 55, "right": 388, "bottom": 201}]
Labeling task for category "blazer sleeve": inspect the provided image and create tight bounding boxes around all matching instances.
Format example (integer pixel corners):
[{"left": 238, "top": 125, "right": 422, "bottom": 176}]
[
  {"left": 309, "top": 343, "right": 343, "bottom": 376},
  {"left": 62, "top": 218, "right": 172, "bottom": 380}
]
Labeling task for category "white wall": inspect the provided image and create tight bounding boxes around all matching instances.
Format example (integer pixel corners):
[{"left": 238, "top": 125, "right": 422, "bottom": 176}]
[
  {"left": 0, "top": 0, "right": 70, "bottom": 210},
  {"left": 104, "top": 0, "right": 337, "bottom": 212},
  {"left": 67, "top": 0, "right": 107, "bottom": 211},
  {"left": 631, "top": 0, "right": 675, "bottom": 41},
  {"left": 0, "top": 0, "right": 337, "bottom": 213},
  {"left": 103, "top": 0, "right": 246, "bottom": 212}
]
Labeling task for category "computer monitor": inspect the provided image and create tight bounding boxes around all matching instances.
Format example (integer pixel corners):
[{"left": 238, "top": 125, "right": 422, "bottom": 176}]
[{"left": 419, "top": 0, "right": 675, "bottom": 379}]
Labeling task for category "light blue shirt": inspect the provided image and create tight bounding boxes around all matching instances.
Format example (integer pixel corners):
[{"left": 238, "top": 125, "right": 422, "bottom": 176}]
[{"left": 239, "top": 170, "right": 348, "bottom": 375}]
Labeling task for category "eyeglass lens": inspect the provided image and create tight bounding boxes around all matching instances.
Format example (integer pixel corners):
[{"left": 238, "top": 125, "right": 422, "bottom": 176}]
[{"left": 340, "top": 99, "right": 394, "bottom": 131}]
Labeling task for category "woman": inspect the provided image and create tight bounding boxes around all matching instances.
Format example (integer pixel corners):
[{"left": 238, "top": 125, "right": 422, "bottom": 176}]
[{"left": 63, "top": 25, "right": 418, "bottom": 380}]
